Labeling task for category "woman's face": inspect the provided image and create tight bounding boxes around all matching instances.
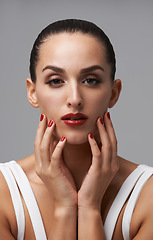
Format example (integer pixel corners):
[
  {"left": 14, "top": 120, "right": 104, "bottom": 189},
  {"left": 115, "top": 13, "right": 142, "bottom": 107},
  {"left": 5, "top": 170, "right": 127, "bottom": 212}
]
[{"left": 32, "top": 32, "right": 118, "bottom": 144}]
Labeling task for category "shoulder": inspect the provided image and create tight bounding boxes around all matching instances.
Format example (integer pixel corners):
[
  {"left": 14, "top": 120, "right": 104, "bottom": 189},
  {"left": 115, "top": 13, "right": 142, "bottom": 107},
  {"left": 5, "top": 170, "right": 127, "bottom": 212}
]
[
  {"left": 134, "top": 165, "right": 153, "bottom": 212},
  {"left": 130, "top": 167, "right": 153, "bottom": 239},
  {"left": 17, "top": 154, "right": 43, "bottom": 184},
  {"left": 0, "top": 169, "right": 17, "bottom": 239}
]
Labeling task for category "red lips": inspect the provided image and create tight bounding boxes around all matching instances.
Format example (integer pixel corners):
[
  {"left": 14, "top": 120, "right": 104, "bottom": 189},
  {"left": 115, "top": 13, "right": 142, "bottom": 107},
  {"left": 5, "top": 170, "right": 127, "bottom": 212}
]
[{"left": 61, "top": 113, "right": 88, "bottom": 126}]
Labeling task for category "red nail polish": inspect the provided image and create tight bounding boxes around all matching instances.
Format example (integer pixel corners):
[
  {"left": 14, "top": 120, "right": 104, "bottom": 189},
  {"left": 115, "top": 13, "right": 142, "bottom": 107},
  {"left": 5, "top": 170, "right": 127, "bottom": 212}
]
[
  {"left": 107, "top": 112, "right": 110, "bottom": 119},
  {"left": 61, "top": 136, "right": 66, "bottom": 142},
  {"left": 48, "top": 120, "right": 53, "bottom": 127},
  {"left": 40, "top": 114, "right": 44, "bottom": 121},
  {"left": 89, "top": 133, "right": 93, "bottom": 139},
  {"left": 99, "top": 118, "right": 103, "bottom": 124}
]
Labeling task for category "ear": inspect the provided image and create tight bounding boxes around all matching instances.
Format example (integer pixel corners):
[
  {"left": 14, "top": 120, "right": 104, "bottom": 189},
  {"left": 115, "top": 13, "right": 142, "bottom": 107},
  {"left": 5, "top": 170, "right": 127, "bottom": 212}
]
[
  {"left": 26, "top": 78, "right": 39, "bottom": 108},
  {"left": 108, "top": 79, "right": 122, "bottom": 108}
]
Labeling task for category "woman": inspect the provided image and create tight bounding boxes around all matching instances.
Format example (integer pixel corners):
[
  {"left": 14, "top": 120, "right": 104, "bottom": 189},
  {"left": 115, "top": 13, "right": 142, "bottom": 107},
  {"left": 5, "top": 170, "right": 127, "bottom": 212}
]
[{"left": 0, "top": 19, "right": 153, "bottom": 240}]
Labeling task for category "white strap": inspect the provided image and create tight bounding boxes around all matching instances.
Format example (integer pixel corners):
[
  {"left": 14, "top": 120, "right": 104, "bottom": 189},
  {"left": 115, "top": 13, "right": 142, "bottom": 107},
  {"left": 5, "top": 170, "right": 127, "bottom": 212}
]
[
  {"left": 122, "top": 167, "right": 153, "bottom": 240},
  {"left": 9, "top": 161, "right": 47, "bottom": 240},
  {"left": 0, "top": 162, "right": 25, "bottom": 240},
  {"left": 104, "top": 165, "right": 145, "bottom": 240}
]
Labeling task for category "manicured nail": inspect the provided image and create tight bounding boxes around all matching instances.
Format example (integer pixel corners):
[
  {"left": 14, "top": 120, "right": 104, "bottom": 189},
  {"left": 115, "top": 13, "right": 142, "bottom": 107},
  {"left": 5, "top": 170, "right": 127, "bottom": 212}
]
[
  {"left": 48, "top": 120, "right": 53, "bottom": 127},
  {"left": 107, "top": 112, "right": 110, "bottom": 119},
  {"left": 99, "top": 118, "right": 103, "bottom": 124},
  {"left": 40, "top": 114, "right": 44, "bottom": 121},
  {"left": 89, "top": 133, "right": 93, "bottom": 139},
  {"left": 61, "top": 136, "right": 66, "bottom": 142}
]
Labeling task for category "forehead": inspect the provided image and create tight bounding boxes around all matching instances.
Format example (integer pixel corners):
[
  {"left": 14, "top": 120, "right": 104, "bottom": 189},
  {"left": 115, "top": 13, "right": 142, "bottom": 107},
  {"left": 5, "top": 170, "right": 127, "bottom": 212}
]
[{"left": 37, "top": 32, "right": 108, "bottom": 71}]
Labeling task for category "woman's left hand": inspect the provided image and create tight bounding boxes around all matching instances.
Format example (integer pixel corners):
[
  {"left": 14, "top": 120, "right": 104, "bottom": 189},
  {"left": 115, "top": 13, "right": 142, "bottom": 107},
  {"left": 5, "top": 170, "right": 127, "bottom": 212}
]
[{"left": 78, "top": 112, "right": 119, "bottom": 211}]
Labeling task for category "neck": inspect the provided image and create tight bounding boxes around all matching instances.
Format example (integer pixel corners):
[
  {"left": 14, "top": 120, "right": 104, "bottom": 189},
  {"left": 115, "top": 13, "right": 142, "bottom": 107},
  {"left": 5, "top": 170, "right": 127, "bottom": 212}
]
[{"left": 63, "top": 141, "right": 92, "bottom": 190}]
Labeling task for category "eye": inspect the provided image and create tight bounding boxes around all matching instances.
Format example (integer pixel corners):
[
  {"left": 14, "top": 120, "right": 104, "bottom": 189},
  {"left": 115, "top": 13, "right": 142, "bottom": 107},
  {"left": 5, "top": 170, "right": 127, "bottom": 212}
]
[
  {"left": 82, "top": 78, "right": 101, "bottom": 86},
  {"left": 46, "top": 78, "right": 64, "bottom": 87}
]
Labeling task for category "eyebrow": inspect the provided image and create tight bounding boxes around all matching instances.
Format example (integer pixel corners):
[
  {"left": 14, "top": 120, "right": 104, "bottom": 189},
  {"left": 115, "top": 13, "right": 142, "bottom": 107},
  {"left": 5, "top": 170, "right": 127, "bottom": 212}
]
[
  {"left": 80, "top": 65, "right": 104, "bottom": 74},
  {"left": 42, "top": 65, "right": 65, "bottom": 73},
  {"left": 42, "top": 65, "right": 104, "bottom": 74}
]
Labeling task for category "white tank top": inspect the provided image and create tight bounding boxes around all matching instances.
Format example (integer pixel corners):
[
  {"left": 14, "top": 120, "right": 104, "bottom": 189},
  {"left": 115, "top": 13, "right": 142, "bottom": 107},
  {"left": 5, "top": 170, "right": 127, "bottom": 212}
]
[
  {"left": 0, "top": 161, "right": 47, "bottom": 240},
  {"left": 0, "top": 161, "right": 153, "bottom": 240}
]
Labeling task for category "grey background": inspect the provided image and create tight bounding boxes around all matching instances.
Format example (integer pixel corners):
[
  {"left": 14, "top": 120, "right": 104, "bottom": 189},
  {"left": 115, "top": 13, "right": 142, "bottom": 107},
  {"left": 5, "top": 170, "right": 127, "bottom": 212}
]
[{"left": 0, "top": 0, "right": 153, "bottom": 165}]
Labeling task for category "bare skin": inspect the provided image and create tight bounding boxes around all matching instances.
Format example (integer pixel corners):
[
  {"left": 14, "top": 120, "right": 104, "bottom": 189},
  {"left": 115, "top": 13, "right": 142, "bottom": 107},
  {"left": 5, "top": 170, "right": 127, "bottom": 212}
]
[
  {"left": 1, "top": 152, "right": 153, "bottom": 239},
  {"left": 1, "top": 32, "right": 153, "bottom": 239}
]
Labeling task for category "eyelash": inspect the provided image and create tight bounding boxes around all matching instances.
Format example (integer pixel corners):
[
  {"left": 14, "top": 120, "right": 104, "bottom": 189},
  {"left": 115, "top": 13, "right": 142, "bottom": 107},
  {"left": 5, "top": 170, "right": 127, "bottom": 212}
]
[
  {"left": 82, "top": 78, "right": 101, "bottom": 86},
  {"left": 46, "top": 78, "right": 64, "bottom": 86},
  {"left": 46, "top": 77, "right": 102, "bottom": 87}
]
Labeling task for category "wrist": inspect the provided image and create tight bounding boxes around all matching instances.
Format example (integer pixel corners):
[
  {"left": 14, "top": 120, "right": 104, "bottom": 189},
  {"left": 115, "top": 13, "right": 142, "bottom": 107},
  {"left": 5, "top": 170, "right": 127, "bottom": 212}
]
[
  {"left": 78, "top": 201, "right": 101, "bottom": 212},
  {"left": 78, "top": 208, "right": 105, "bottom": 240},
  {"left": 49, "top": 207, "right": 77, "bottom": 240},
  {"left": 78, "top": 207, "right": 101, "bottom": 220},
  {"left": 54, "top": 206, "right": 77, "bottom": 219}
]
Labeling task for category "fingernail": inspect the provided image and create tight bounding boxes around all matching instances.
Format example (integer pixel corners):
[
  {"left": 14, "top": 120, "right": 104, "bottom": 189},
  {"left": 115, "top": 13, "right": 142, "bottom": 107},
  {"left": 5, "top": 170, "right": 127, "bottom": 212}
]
[
  {"left": 48, "top": 120, "right": 53, "bottom": 127},
  {"left": 89, "top": 133, "right": 93, "bottom": 139},
  {"left": 107, "top": 112, "right": 110, "bottom": 119},
  {"left": 40, "top": 114, "right": 44, "bottom": 121},
  {"left": 99, "top": 118, "right": 103, "bottom": 124},
  {"left": 61, "top": 136, "right": 66, "bottom": 142}
]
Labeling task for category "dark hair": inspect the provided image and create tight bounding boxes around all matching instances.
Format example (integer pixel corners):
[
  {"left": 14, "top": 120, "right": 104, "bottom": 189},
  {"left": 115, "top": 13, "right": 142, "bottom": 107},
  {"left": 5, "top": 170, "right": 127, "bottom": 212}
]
[{"left": 30, "top": 19, "right": 116, "bottom": 82}]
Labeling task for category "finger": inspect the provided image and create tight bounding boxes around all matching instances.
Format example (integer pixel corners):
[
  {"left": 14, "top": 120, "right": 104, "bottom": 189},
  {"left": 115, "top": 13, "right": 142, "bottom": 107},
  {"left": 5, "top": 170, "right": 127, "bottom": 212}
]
[
  {"left": 35, "top": 114, "right": 47, "bottom": 145},
  {"left": 88, "top": 133, "right": 102, "bottom": 168},
  {"left": 52, "top": 140, "right": 58, "bottom": 152},
  {"left": 40, "top": 120, "right": 55, "bottom": 169},
  {"left": 51, "top": 136, "right": 67, "bottom": 170},
  {"left": 104, "top": 112, "right": 118, "bottom": 165},
  {"left": 34, "top": 114, "right": 47, "bottom": 167},
  {"left": 97, "top": 117, "right": 112, "bottom": 167}
]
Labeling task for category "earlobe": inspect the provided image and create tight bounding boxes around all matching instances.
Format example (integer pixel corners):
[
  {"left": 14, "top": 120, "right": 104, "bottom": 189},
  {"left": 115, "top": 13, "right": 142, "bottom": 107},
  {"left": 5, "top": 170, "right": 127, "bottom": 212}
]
[
  {"left": 109, "top": 79, "right": 122, "bottom": 108},
  {"left": 26, "top": 78, "right": 39, "bottom": 108}
]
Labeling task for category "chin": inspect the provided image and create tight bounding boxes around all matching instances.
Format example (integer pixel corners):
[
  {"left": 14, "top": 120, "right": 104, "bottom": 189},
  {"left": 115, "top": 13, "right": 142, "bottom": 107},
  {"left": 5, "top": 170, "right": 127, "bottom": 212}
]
[
  {"left": 55, "top": 130, "right": 89, "bottom": 145},
  {"left": 66, "top": 138, "right": 88, "bottom": 145},
  {"left": 67, "top": 132, "right": 90, "bottom": 145}
]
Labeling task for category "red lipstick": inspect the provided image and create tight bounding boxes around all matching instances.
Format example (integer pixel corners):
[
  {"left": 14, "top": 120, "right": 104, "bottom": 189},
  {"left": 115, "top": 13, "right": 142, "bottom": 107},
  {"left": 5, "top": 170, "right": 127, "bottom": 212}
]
[{"left": 61, "top": 113, "right": 88, "bottom": 126}]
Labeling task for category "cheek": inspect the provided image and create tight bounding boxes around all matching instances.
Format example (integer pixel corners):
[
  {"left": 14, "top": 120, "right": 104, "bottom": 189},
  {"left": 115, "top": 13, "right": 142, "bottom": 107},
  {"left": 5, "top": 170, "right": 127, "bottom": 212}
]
[
  {"left": 37, "top": 90, "right": 61, "bottom": 119},
  {"left": 87, "top": 90, "right": 111, "bottom": 115}
]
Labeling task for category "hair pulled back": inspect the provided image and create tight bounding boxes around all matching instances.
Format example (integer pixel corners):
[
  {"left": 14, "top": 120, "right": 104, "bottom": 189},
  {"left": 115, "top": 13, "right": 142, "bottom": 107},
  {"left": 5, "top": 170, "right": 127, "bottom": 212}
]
[{"left": 30, "top": 19, "right": 116, "bottom": 82}]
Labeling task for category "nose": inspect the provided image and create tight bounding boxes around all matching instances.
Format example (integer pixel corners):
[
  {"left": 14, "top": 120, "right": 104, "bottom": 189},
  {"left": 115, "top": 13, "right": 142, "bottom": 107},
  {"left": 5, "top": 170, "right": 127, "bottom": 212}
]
[{"left": 66, "top": 82, "right": 83, "bottom": 109}]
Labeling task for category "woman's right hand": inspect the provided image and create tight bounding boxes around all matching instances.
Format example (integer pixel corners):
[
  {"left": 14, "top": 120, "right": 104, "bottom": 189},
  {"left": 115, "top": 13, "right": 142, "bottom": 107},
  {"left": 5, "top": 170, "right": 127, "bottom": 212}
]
[{"left": 34, "top": 114, "right": 77, "bottom": 211}]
